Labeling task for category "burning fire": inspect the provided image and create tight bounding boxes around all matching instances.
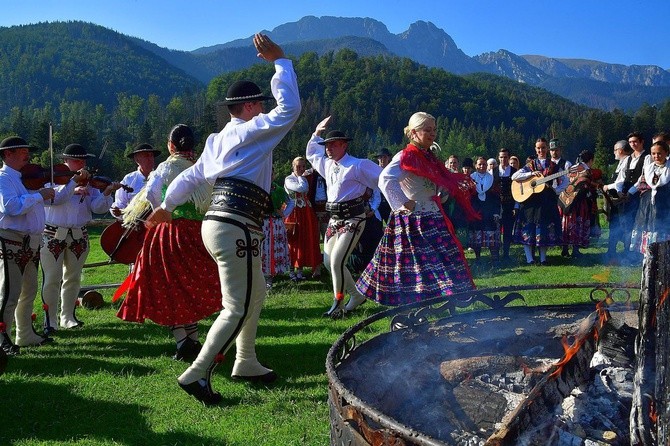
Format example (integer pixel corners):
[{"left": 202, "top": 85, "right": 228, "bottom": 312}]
[
  {"left": 550, "top": 300, "right": 610, "bottom": 379},
  {"left": 650, "top": 398, "right": 658, "bottom": 424},
  {"left": 651, "top": 287, "right": 669, "bottom": 328},
  {"left": 549, "top": 335, "right": 587, "bottom": 379}
]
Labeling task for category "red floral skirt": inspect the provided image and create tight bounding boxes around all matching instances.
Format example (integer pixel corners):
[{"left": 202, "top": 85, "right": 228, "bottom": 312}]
[
  {"left": 284, "top": 204, "right": 322, "bottom": 269},
  {"left": 115, "top": 218, "right": 222, "bottom": 325}
]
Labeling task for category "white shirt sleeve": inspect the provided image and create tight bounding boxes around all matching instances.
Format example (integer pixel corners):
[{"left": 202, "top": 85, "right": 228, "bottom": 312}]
[{"left": 379, "top": 154, "right": 409, "bottom": 211}]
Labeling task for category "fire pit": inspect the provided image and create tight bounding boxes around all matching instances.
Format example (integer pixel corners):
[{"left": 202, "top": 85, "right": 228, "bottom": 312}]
[{"left": 326, "top": 283, "right": 638, "bottom": 446}]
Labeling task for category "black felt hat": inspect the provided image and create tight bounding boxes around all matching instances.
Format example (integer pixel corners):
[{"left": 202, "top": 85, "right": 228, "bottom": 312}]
[
  {"left": 317, "top": 130, "right": 353, "bottom": 145},
  {"left": 220, "top": 80, "right": 273, "bottom": 105},
  {"left": 61, "top": 143, "right": 95, "bottom": 159},
  {"left": 126, "top": 143, "right": 161, "bottom": 159},
  {"left": 375, "top": 148, "right": 392, "bottom": 158},
  {"left": 462, "top": 157, "right": 474, "bottom": 168},
  {"left": 0, "top": 136, "right": 38, "bottom": 152}
]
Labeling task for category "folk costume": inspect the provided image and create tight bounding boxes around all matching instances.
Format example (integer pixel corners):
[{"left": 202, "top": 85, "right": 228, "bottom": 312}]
[
  {"left": 41, "top": 144, "right": 114, "bottom": 332},
  {"left": 110, "top": 144, "right": 161, "bottom": 217},
  {"left": 114, "top": 148, "right": 221, "bottom": 360},
  {"left": 629, "top": 161, "right": 670, "bottom": 255},
  {"left": 602, "top": 152, "right": 631, "bottom": 258},
  {"left": 355, "top": 144, "right": 478, "bottom": 306},
  {"left": 611, "top": 149, "right": 650, "bottom": 260},
  {"left": 306, "top": 131, "right": 382, "bottom": 318},
  {"left": 262, "top": 181, "right": 291, "bottom": 286},
  {"left": 161, "top": 57, "right": 300, "bottom": 401},
  {"left": 468, "top": 170, "right": 501, "bottom": 262},
  {"left": 0, "top": 137, "right": 65, "bottom": 353},
  {"left": 350, "top": 187, "right": 383, "bottom": 274},
  {"left": 512, "top": 157, "right": 563, "bottom": 263},
  {"left": 496, "top": 164, "right": 517, "bottom": 259},
  {"left": 283, "top": 171, "right": 321, "bottom": 278},
  {"left": 559, "top": 163, "right": 598, "bottom": 252},
  {"left": 305, "top": 169, "right": 329, "bottom": 236}
]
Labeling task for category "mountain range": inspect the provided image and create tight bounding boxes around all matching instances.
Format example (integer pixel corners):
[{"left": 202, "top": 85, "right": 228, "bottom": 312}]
[
  {"left": 182, "top": 16, "right": 670, "bottom": 112},
  {"left": 1, "top": 16, "right": 669, "bottom": 113}
]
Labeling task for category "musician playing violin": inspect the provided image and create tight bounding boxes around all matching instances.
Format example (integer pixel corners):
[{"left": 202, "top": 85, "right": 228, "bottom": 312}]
[
  {"left": 511, "top": 137, "right": 563, "bottom": 266},
  {"left": 41, "top": 143, "right": 121, "bottom": 334},
  {"left": 0, "top": 137, "right": 90, "bottom": 355},
  {"left": 110, "top": 143, "right": 160, "bottom": 218}
]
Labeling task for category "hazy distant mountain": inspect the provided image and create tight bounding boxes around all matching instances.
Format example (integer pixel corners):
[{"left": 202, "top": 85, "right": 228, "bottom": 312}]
[
  {"left": 188, "top": 16, "right": 670, "bottom": 111},
  {"left": 2, "top": 17, "right": 669, "bottom": 113},
  {"left": 195, "top": 16, "right": 481, "bottom": 75},
  {"left": 474, "top": 50, "right": 549, "bottom": 84},
  {"left": 521, "top": 55, "right": 670, "bottom": 87}
]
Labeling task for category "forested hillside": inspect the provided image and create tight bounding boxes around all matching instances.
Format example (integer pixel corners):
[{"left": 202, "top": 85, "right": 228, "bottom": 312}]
[
  {"left": 1, "top": 30, "right": 669, "bottom": 181},
  {"left": 0, "top": 21, "right": 202, "bottom": 113},
  {"left": 209, "top": 50, "right": 670, "bottom": 171}
]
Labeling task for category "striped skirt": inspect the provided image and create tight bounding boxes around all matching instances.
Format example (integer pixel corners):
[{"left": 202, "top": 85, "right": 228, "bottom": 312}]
[{"left": 355, "top": 210, "right": 474, "bottom": 306}]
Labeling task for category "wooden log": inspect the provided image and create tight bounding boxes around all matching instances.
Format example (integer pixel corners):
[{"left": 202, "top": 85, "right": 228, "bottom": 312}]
[
  {"left": 630, "top": 240, "right": 670, "bottom": 445},
  {"left": 654, "top": 241, "right": 670, "bottom": 444},
  {"left": 485, "top": 320, "right": 598, "bottom": 445}
]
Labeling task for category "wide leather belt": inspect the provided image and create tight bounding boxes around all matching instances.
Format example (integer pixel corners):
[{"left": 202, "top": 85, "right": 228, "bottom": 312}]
[
  {"left": 326, "top": 197, "right": 365, "bottom": 220},
  {"left": 208, "top": 178, "right": 271, "bottom": 226}
]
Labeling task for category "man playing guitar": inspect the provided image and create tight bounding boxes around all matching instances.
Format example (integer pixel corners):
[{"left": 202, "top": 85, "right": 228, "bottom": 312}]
[{"left": 511, "top": 138, "right": 564, "bottom": 265}]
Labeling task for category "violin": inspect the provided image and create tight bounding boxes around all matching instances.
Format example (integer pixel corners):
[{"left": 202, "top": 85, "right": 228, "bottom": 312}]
[
  {"left": 84, "top": 175, "right": 134, "bottom": 194},
  {"left": 20, "top": 163, "right": 78, "bottom": 190}
]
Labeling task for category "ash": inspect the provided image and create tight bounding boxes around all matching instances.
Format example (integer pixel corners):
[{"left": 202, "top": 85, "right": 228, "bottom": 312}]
[{"left": 515, "top": 318, "right": 636, "bottom": 446}]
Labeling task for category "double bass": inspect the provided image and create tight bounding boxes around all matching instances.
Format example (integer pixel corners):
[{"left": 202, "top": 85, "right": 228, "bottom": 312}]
[{"left": 99, "top": 208, "right": 150, "bottom": 265}]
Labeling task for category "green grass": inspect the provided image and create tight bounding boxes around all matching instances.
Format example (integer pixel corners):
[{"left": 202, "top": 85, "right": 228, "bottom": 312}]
[{"left": 0, "top": 221, "right": 640, "bottom": 445}]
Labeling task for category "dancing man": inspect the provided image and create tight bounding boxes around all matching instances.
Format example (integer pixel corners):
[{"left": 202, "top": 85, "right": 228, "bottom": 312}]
[
  {"left": 305, "top": 116, "right": 382, "bottom": 319},
  {"left": 145, "top": 34, "right": 300, "bottom": 405}
]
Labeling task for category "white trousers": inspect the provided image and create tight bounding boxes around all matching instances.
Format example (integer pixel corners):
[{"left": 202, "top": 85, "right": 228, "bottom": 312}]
[
  {"left": 40, "top": 230, "right": 89, "bottom": 329},
  {"left": 0, "top": 230, "right": 42, "bottom": 346},
  {"left": 179, "top": 212, "right": 269, "bottom": 384},
  {"left": 323, "top": 214, "right": 366, "bottom": 301}
]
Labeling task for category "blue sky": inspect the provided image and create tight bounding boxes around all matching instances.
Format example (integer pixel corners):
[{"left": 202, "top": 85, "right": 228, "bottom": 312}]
[{"left": 2, "top": 0, "right": 669, "bottom": 69}]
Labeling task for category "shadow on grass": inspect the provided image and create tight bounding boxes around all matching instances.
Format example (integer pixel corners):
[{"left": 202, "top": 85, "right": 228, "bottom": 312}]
[
  {"left": 0, "top": 381, "right": 230, "bottom": 445},
  {"left": 5, "top": 346, "right": 158, "bottom": 378}
]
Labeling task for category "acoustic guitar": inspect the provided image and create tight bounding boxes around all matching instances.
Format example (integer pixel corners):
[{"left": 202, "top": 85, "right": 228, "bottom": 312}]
[{"left": 511, "top": 166, "right": 577, "bottom": 203}]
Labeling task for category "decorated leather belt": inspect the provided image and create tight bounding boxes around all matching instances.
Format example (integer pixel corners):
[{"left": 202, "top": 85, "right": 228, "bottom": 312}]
[
  {"left": 44, "top": 224, "right": 87, "bottom": 240},
  {"left": 326, "top": 197, "right": 365, "bottom": 220},
  {"left": 209, "top": 178, "right": 271, "bottom": 226}
]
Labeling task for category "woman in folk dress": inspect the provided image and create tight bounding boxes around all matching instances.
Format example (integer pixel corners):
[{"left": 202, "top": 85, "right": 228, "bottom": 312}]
[{"left": 356, "top": 112, "right": 479, "bottom": 306}]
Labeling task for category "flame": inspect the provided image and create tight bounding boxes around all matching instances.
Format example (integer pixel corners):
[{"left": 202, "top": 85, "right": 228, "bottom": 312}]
[
  {"left": 652, "top": 287, "right": 670, "bottom": 328},
  {"left": 650, "top": 399, "right": 658, "bottom": 424},
  {"left": 549, "top": 335, "right": 587, "bottom": 379},
  {"left": 657, "top": 287, "right": 669, "bottom": 310}
]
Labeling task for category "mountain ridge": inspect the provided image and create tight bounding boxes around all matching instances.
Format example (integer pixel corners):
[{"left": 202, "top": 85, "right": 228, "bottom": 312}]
[{"left": 187, "top": 15, "right": 669, "bottom": 111}]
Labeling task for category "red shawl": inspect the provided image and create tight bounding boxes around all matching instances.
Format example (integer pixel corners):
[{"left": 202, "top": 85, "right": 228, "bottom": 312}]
[{"left": 399, "top": 144, "right": 480, "bottom": 221}]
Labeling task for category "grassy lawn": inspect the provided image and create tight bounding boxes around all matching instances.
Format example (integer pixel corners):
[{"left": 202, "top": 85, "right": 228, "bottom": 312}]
[{"left": 0, "top": 221, "right": 640, "bottom": 446}]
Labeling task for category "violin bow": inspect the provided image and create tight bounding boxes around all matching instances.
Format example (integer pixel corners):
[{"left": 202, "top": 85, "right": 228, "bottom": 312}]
[{"left": 49, "top": 122, "right": 54, "bottom": 204}]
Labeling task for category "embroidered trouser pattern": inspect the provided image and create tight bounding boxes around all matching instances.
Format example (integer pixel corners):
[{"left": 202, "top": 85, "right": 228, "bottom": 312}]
[
  {"left": 179, "top": 212, "right": 268, "bottom": 384},
  {"left": 0, "top": 230, "right": 40, "bottom": 346},
  {"left": 40, "top": 230, "right": 89, "bottom": 329},
  {"left": 324, "top": 213, "right": 366, "bottom": 301}
]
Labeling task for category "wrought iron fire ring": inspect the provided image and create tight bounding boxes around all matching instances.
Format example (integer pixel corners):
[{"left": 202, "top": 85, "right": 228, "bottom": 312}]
[{"left": 325, "top": 282, "right": 637, "bottom": 446}]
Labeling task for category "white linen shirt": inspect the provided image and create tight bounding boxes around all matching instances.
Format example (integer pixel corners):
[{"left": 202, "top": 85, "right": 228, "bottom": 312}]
[
  {"left": 306, "top": 135, "right": 382, "bottom": 203},
  {"left": 161, "top": 58, "right": 301, "bottom": 212},
  {"left": 111, "top": 169, "right": 149, "bottom": 211},
  {"left": 0, "top": 164, "right": 57, "bottom": 234},
  {"left": 284, "top": 173, "right": 309, "bottom": 196},
  {"left": 45, "top": 184, "right": 113, "bottom": 228},
  {"left": 609, "top": 152, "right": 651, "bottom": 193},
  {"left": 379, "top": 151, "right": 444, "bottom": 211}
]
